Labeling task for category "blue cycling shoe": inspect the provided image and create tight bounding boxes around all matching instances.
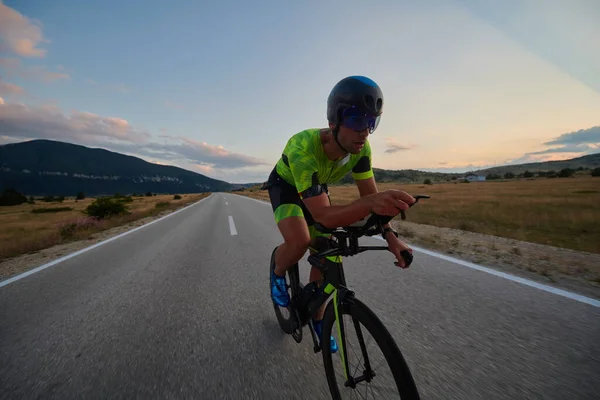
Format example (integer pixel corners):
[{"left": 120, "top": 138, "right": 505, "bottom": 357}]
[
  {"left": 271, "top": 270, "right": 290, "bottom": 307},
  {"left": 313, "top": 319, "right": 338, "bottom": 353}
]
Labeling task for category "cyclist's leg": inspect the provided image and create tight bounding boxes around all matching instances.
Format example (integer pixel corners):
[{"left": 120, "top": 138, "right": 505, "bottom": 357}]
[
  {"left": 304, "top": 190, "right": 339, "bottom": 353},
  {"left": 267, "top": 169, "right": 311, "bottom": 306}
]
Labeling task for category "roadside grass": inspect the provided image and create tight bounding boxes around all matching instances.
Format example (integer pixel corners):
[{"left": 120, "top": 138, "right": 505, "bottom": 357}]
[
  {"left": 0, "top": 193, "right": 210, "bottom": 261},
  {"left": 233, "top": 176, "right": 600, "bottom": 254}
]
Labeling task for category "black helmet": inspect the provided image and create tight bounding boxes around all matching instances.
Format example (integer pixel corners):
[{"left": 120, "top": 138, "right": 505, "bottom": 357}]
[{"left": 327, "top": 75, "right": 384, "bottom": 125}]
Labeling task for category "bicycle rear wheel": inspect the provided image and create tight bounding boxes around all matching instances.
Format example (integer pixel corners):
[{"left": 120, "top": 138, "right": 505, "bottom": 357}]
[
  {"left": 321, "top": 296, "right": 419, "bottom": 399},
  {"left": 269, "top": 246, "right": 302, "bottom": 339}
]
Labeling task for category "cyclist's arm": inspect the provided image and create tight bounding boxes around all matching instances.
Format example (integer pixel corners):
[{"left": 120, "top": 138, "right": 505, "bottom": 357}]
[
  {"left": 354, "top": 176, "right": 393, "bottom": 231},
  {"left": 351, "top": 144, "right": 393, "bottom": 232},
  {"left": 302, "top": 192, "right": 373, "bottom": 229}
]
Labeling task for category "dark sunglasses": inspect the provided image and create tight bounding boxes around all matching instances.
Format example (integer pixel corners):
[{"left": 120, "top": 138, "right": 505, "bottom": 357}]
[{"left": 341, "top": 107, "right": 381, "bottom": 133}]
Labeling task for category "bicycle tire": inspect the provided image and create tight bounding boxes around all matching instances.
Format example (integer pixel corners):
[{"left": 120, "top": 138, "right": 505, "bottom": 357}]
[
  {"left": 269, "top": 246, "right": 301, "bottom": 336},
  {"left": 321, "top": 296, "right": 420, "bottom": 399}
]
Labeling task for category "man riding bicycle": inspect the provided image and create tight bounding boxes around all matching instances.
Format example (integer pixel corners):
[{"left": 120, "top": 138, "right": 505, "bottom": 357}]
[{"left": 264, "top": 76, "right": 416, "bottom": 353}]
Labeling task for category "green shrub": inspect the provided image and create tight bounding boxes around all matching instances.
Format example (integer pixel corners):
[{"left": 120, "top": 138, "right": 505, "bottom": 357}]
[
  {"left": 423, "top": 179, "right": 432, "bottom": 185},
  {"left": 76, "top": 191, "right": 85, "bottom": 200},
  {"left": 155, "top": 201, "right": 170, "bottom": 208},
  {"left": 591, "top": 167, "right": 600, "bottom": 177},
  {"left": 173, "top": 194, "right": 182, "bottom": 200},
  {"left": 559, "top": 168, "right": 574, "bottom": 178},
  {"left": 84, "top": 197, "right": 128, "bottom": 219}
]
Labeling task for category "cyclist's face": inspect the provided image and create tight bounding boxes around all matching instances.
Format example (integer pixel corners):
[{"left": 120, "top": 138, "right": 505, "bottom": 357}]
[{"left": 337, "top": 124, "right": 369, "bottom": 154}]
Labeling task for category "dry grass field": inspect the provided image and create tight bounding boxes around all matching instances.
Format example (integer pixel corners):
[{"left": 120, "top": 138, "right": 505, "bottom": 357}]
[
  {"left": 0, "top": 193, "right": 211, "bottom": 262},
  {"left": 236, "top": 176, "right": 600, "bottom": 254}
]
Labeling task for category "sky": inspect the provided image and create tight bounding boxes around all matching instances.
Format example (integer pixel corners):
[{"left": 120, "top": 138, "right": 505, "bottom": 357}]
[{"left": 0, "top": 0, "right": 599, "bottom": 183}]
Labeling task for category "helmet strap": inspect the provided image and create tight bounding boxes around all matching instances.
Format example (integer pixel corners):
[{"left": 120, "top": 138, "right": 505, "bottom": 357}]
[{"left": 332, "top": 124, "right": 350, "bottom": 155}]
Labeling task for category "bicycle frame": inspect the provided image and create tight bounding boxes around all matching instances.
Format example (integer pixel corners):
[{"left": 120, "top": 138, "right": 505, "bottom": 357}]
[
  {"left": 289, "top": 195, "right": 430, "bottom": 386},
  {"left": 294, "top": 227, "right": 390, "bottom": 385}
]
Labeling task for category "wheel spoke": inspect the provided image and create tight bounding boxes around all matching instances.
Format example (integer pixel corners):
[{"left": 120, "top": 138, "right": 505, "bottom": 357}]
[{"left": 322, "top": 299, "right": 418, "bottom": 399}]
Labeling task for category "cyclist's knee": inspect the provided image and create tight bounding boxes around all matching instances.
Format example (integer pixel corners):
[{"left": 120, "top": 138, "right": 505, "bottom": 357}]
[{"left": 285, "top": 236, "right": 310, "bottom": 257}]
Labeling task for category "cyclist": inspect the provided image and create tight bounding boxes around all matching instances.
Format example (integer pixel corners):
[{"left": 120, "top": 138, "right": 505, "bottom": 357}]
[{"left": 264, "top": 75, "right": 416, "bottom": 353}]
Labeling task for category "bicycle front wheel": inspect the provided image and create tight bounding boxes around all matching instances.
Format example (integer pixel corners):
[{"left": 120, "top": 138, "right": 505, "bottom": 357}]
[{"left": 321, "top": 296, "right": 420, "bottom": 399}]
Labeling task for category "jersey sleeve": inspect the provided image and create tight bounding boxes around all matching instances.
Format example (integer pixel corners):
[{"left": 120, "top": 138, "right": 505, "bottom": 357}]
[
  {"left": 351, "top": 140, "right": 374, "bottom": 181},
  {"left": 287, "top": 145, "right": 325, "bottom": 199}
]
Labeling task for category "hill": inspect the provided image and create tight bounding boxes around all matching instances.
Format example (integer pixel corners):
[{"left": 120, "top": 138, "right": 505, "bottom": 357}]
[
  {"left": 0, "top": 139, "right": 234, "bottom": 196},
  {"left": 472, "top": 153, "right": 600, "bottom": 176},
  {"left": 330, "top": 153, "right": 600, "bottom": 184}
]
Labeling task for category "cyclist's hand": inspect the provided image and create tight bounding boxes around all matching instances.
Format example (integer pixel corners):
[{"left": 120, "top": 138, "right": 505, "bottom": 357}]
[
  {"left": 369, "top": 190, "right": 415, "bottom": 217},
  {"left": 386, "top": 235, "right": 414, "bottom": 268}
]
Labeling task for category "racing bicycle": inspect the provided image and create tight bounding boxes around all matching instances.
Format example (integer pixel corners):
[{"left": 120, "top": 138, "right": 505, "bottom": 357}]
[{"left": 270, "top": 195, "right": 430, "bottom": 399}]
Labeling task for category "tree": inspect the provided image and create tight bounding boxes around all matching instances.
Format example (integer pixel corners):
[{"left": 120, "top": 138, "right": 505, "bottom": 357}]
[
  {"left": 559, "top": 168, "right": 574, "bottom": 178},
  {"left": 423, "top": 178, "right": 432, "bottom": 185},
  {"left": 76, "top": 191, "right": 85, "bottom": 200},
  {"left": 504, "top": 172, "right": 515, "bottom": 179},
  {"left": 591, "top": 167, "right": 600, "bottom": 177},
  {"left": 523, "top": 171, "right": 534, "bottom": 178}
]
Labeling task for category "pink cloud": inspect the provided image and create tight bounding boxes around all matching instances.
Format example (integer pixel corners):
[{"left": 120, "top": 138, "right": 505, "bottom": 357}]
[
  {"left": 0, "top": 1, "right": 48, "bottom": 57},
  {"left": 0, "top": 97, "right": 268, "bottom": 170},
  {"left": 0, "top": 77, "right": 24, "bottom": 96},
  {"left": 0, "top": 99, "right": 150, "bottom": 145},
  {"left": 384, "top": 137, "right": 416, "bottom": 153}
]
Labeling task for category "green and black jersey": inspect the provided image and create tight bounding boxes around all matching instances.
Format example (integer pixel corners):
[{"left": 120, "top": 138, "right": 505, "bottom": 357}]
[{"left": 274, "top": 128, "right": 374, "bottom": 199}]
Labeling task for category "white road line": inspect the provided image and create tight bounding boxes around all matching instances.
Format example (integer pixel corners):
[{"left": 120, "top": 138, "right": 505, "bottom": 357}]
[
  {"left": 228, "top": 215, "right": 238, "bottom": 235},
  {"left": 0, "top": 194, "right": 214, "bottom": 289},
  {"left": 371, "top": 236, "right": 600, "bottom": 308},
  {"left": 232, "top": 193, "right": 600, "bottom": 308}
]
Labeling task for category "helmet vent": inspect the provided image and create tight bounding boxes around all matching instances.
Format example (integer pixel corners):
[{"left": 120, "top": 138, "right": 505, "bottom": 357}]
[{"left": 364, "top": 95, "right": 374, "bottom": 110}]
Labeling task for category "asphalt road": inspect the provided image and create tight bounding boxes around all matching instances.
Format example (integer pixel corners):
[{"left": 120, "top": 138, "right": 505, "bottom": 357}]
[{"left": 1, "top": 193, "right": 599, "bottom": 399}]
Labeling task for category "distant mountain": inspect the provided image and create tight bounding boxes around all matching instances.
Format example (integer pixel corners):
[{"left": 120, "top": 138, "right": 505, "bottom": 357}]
[
  {"left": 331, "top": 153, "right": 600, "bottom": 184},
  {"left": 471, "top": 153, "right": 600, "bottom": 176},
  {"left": 0, "top": 139, "right": 234, "bottom": 196}
]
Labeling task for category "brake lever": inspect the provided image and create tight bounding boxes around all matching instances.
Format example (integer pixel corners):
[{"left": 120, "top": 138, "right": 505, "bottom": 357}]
[{"left": 400, "top": 194, "right": 430, "bottom": 220}]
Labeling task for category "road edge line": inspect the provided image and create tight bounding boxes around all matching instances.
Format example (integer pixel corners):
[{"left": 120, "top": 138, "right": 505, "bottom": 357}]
[
  {"left": 232, "top": 193, "right": 600, "bottom": 308},
  {"left": 0, "top": 193, "right": 214, "bottom": 289}
]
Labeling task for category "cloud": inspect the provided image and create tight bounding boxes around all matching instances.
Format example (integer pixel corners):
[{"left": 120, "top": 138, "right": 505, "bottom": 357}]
[
  {"left": 509, "top": 125, "right": 600, "bottom": 161},
  {"left": 497, "top": 126, "right": 600, "bottom": 166},
  {"left": 0, "top": 57, "right": 69, "bottom": 83},
  {"left": 0, "top": 100, "right": 150, "bottom": 145},
  {"left": 0, "top": 96, "right": 4, "bottom": 104},
  {"left": 529, "top": 143, "right": 594, "bottom": 155},
  {"left": 543, "top": 126, "right": 600, "bottom": 146},
  {"left": 384, "top": 137, "right": 415, "bottom": 154},
  {"left": 0, "top": 98, "right": 269, "bottom": 171},
  {"left": 0, "top": 77, "right": 24, "bottom": 96},
  {"left": 108, "top": 138, "right": 268, "bottom": 170},
  {"left": 0, "top": 1, "right": 47, "bottom": 57}
]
